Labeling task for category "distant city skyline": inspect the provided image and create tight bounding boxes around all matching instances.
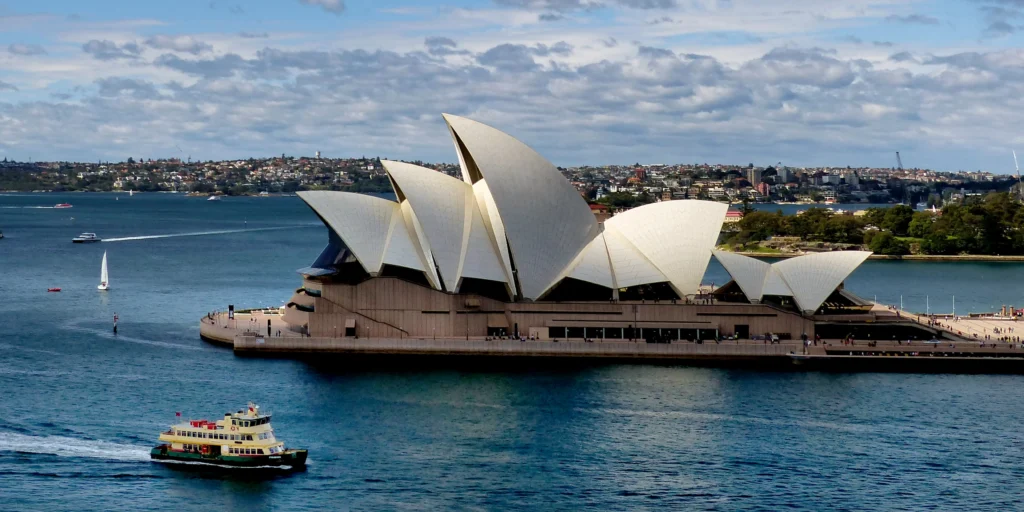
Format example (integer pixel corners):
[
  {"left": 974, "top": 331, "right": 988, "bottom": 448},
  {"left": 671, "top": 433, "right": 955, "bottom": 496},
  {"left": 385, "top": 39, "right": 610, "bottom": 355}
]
[{"left": 0, "top": 0, "right": 1023, "bottom": 172}]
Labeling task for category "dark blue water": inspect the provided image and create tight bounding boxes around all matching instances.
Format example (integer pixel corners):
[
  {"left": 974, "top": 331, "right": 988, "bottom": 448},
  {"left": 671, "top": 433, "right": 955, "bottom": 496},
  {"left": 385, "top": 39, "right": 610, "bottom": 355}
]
[
  {"left": 3, "top": 193, "right": 1024, "bottom": 511},
  {"left": 749, "top": 202, "right": 895, "bottom": 214}
]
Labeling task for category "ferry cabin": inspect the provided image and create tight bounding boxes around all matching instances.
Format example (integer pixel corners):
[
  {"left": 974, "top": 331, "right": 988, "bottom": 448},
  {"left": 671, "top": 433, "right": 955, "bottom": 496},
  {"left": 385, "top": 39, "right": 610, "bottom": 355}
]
[{"left": 158, "top": 409, "right": 287, "bottom": 457}]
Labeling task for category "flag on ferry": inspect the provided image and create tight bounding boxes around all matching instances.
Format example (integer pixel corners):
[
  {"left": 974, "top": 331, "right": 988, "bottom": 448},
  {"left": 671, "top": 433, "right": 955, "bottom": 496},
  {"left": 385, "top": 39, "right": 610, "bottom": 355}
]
[{"left": 175, "top": 412, "right": 181, "bottom": 417}]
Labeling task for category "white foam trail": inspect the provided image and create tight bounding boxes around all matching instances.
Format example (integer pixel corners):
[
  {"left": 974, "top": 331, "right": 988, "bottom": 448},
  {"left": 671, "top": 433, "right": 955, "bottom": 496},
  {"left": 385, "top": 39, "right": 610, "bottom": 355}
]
[
  {"left": 63, "top": 322, "right": 202, "bottom": 351},
  {"left": 0, "top": 206, "right": 55, "bottom": 209},
  {"left": 102, "top": 225, "right": 317, "bottom": 242},
  {"left": 0, "top": 431, "right": 151, "bottom": 462}
]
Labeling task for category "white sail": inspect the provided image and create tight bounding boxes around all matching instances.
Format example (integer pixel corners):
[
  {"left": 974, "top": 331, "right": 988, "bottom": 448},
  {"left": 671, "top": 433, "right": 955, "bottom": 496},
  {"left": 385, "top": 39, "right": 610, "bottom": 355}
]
[{"left": 98, "top": 251, "right": 109, "bottom": 291}]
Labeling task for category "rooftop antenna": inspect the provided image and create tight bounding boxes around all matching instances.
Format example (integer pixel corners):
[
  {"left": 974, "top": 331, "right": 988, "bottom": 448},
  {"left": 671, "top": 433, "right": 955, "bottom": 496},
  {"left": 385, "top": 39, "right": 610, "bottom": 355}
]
[{"left": 1014, "top": 150, "right": 1022, "bottom": 202}]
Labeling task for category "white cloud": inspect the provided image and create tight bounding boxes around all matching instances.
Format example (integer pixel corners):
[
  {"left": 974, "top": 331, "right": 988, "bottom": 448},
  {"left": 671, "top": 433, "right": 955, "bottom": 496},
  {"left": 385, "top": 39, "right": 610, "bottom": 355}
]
[
  {"left": 299, "top": 0, "right": 345, "bottom": 15},
  {"left": 8, "top": 44, "right": 47, "bottom": 56},
  {"left": 144, "top": 35, "right": 212, "bottom": 55},
  {"left": 1, "top": 0, "right": 1023, "bottom": 171}
]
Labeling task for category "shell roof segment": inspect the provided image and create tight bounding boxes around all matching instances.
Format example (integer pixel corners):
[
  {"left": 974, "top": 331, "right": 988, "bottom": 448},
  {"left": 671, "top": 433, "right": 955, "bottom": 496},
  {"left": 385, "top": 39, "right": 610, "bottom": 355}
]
[
  {"left": 382, "top": 160, "right": 470, "bottom": 291},
  {"left": 605, "top": 200, "right": 728, "bottom": 296},
  {"left": 443, "top": 113, "right": 599, "bottom": 300},
  {"left": 714, "top": 250, "right": 872, "bottom": 313},
  {"left": 297, "top": 191, "right": 396, "bottom": 273}
]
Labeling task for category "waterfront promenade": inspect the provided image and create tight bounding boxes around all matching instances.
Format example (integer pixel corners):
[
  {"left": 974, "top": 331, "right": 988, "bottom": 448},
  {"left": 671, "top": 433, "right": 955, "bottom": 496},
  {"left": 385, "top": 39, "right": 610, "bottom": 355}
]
[
  {"left": 201, "top": 310, "right": 1024, "bottom": 371},
  {"left": 872, "top": 303, "right": 1024, "bottom": 343}
]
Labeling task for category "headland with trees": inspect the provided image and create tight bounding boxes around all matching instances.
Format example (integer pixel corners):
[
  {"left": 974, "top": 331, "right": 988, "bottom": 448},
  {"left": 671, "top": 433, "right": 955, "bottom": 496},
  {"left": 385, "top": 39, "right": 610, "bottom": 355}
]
[{"left": 723, "top": 192, "right": 1024, "bottom": 257}]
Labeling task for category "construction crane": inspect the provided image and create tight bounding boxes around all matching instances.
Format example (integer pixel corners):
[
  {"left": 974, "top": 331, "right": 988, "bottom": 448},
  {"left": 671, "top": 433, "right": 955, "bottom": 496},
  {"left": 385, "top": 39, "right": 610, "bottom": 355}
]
[
  {"left": 895, "top": 151, "right": 909, "bottom": 205},
  {"left": 1014, "top": 150, "right": 1022, "bottom": 202}
]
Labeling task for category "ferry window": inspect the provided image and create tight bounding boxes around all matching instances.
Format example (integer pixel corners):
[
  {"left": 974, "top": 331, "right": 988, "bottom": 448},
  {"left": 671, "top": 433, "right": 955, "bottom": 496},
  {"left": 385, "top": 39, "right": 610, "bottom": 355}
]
[
  {"left": 246, "top": 435, "right": 253, "bottom": 441},
  {"left": 231, "top": 419, "right": 236, "bottom": 426},
  {"left": 257, "top": 449, "right": 264, "bottom": 454}
]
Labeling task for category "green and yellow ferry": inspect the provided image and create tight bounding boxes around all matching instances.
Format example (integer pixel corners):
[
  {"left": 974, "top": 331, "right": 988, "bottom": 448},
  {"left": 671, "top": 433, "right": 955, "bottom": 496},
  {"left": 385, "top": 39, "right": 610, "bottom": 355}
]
[{"left": 151, "top": 402, "right": 307, "bottom": 468}]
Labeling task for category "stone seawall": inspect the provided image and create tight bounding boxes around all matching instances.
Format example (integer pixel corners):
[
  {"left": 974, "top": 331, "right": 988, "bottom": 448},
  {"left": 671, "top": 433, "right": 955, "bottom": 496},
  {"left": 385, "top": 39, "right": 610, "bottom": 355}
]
[
  {"left": 233, "top": 336, "right": 800, "bottom": 361},
  {"left": 227, "top": 335, "right": 1024, "bottom": 372}
]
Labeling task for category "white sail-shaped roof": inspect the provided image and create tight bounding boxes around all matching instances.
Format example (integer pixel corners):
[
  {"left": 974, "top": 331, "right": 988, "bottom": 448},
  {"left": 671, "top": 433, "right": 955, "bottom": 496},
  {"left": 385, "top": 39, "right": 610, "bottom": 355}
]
[
  {"left": 382, "top": 159, "right": 509, "bottom": 292},
  {"left": 773, "top": 251, "right": 871, "bottom": 313},
  {"left": 473, "top": 180, "right": 517, "bottom": 296},
  {"left": 460, "top": 190, "right": 509, "bottom": 286},
  {"left": 300, "top": 115, "right": 744, "bottom": 305},
  {"left": 444, "top": 113, "right": 598, "bottom": 300},
  {"left": 712, "top": 250, "right": 772, "bottom": 303},
  {"left": 565, "top": 232, "right": 615, "bottom": 289},
  {"left": 381, "top": 205, "right": 432, "bottom": 280},
  {"left": 602, "top": 228, "right": 667, "bottom": 288},
  {"left": 297, "top": 191, "right": 395, "bottom": 273},
  {"left": 398, "top": 200, "right": 441, "bottom": 287},
  {"left": 605, "top": 200, "right": 728, "bottom": 296},
  {"left": 383, "top": 160, "right": 469, "bottom": 291},
  {"left": 714, "top": 251, "right": 872, "bottom": 313},
  {"left": 761, "top": 268, "right": 792, "bottom": 297}
]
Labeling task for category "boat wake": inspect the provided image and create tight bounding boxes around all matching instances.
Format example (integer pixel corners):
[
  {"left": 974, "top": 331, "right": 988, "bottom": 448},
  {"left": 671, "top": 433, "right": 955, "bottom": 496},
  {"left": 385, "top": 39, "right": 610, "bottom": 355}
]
[
  {"left": 102, "top": 224, "right": 318, "bottom": 242},
  {"left": 62, "top": 322, "right": 203, "bottom": 352},
  {"left": 0, "top": 431, "right": 151, "bottom": 462},
  {"left": 0, "top": 206, "right": 56, "bottom": 209}
]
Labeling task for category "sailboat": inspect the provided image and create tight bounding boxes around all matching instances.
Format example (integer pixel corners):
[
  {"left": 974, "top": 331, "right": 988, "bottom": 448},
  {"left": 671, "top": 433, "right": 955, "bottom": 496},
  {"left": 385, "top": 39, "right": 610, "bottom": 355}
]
[{"left": 98, "top": 251, "right": 110, "bottom": 291}]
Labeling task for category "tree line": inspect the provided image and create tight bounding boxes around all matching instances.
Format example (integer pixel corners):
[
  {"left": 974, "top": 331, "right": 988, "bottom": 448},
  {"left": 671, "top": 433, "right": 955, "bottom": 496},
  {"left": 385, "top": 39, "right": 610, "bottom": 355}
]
[{"left": 731, "top": 192, "right": 1024, "bottom": 256}]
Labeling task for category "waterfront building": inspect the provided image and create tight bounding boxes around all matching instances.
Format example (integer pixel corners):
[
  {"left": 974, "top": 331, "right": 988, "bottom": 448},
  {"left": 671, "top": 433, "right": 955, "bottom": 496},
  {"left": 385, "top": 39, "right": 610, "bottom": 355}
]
[{"left": 279, "top": 114, "right": 877, "bottom": 342}]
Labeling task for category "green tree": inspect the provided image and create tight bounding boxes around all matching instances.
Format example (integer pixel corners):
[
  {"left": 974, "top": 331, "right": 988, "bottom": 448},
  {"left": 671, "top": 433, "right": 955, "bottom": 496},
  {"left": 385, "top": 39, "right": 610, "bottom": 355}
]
[
  {"left": 907, "top": 211, "right": 935, "bottom": 239},
  {"left": 861, "top": 207, "right": 887, "bottom": 228},
  {"left": 868, "top": 231, "right": 910, "bottom": 255},
  {"left": 784, "top": 207, "right": 832, "bottom": 239},
  {"left": 920, "top": 234, "right": 955, "bottom": 255},
  {"left": 737, "top": 210, "right": 783, "bottom": 241},
  {"left": 882, "top": 205, "right": 914, "bottom": 236},
  {"left": 822, "top": 216, "right": 864, "bottom": 244}
]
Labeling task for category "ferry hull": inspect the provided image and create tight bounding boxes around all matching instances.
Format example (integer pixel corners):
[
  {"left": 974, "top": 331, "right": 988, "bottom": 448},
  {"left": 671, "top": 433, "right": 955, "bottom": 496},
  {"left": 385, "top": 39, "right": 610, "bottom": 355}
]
[{"left": 150, "top": 445, "right": 307, "bottom": 468}]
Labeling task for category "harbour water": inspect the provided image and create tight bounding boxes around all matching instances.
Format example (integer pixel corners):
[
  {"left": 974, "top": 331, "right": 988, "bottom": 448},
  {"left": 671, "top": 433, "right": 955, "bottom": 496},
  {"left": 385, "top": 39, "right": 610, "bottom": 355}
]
[{"left": 3, "top": 193, "right": 1024, "bottom": 510}]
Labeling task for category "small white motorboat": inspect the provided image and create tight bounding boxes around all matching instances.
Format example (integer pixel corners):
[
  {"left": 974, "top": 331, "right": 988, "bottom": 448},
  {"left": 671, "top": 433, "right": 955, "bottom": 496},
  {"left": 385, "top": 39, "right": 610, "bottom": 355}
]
[{"left": 72, "top": 233, "right": 101, "bottom": 243}]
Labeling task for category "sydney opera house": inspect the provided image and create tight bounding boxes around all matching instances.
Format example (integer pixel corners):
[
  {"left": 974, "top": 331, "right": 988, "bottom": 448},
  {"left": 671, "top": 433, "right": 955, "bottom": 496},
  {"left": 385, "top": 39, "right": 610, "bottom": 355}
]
[{"left": 278, "top": 114, "right": 873, "bottom": 342}]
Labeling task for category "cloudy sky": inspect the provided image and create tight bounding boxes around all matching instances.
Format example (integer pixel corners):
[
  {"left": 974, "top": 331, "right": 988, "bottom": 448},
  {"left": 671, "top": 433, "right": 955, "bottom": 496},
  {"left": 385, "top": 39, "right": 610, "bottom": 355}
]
[{"left": 0, "top": 0, "right": 1023, "bottom": 171}]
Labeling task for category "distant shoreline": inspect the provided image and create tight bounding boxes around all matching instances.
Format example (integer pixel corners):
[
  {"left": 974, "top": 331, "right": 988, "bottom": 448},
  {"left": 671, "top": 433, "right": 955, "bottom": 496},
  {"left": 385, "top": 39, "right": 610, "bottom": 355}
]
[{"left": 729, "top": 251, "right": 1024, "bottom": 262}]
